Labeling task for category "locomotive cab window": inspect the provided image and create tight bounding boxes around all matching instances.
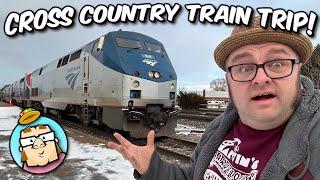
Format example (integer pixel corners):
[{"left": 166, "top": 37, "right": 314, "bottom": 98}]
[
  {"left": 116, "top": 37, "right": 143, "bottom": 50},
  {"left": 92, "top": 36, "right": 105, "bottom": 52},
  {"left": 145, "top": 42, "right": 165, "bottom": 54}
]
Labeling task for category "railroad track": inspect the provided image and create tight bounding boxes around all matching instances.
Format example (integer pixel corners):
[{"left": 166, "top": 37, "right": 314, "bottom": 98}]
[
  {"left": 12, "top": 105, "right": 206, "bottom": 164},
  {"left": 44, "top": 113, "right": 198, "bottom": 164},
  {"left": 177, "top": 113, "right": 215, "bottom": 121},
  {"left": 177, "top": 109, "right": 224, "bottom": 121},
  {"left": 155, "top": 137, "right": 198, "bottom": 163}
]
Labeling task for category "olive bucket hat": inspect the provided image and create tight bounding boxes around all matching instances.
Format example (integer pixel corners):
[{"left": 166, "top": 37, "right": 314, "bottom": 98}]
[{"left": 214, "top": 16, "right": 313, "bottom": 71}]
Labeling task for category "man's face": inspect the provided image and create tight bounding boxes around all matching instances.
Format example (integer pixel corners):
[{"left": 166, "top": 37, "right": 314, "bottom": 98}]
[
  {"left": 20, "top": 125, "right": 59, "bottom": 166},
  {"left": 225, "top": 42, "right": 302, "bottom": 130}
]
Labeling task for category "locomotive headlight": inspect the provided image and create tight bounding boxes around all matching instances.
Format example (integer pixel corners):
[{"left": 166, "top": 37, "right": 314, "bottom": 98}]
[
  {"left": 154, "top": 71, "right": 161, "bottom": 79},
  {"left": 148, "top": 71, "right": 154, "bottom": 78},
  {"left": 170, "top": 83, "right": 175, "bottom": 89},
  {"left": 132, "top": 80, "right": 140, "bottom": 88}
]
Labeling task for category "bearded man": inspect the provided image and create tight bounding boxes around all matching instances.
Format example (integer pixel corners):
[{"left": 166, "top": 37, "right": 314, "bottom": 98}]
[{"left": 107, "top": 17, "right": 320, "bottom": 179}]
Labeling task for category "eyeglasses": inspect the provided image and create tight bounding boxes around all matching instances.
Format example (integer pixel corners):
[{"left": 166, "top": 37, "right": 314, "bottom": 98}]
[
  {"left": 227, "top": 59, "right": 300, "bottom": 82},
  {"left": 20, "top": 131, "right": 55, "bottom": 147}
]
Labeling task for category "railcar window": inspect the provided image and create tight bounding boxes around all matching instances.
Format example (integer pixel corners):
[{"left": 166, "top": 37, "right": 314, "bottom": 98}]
[
  {"left": 31, "top": 88, "right": 38, "bottom": 96},
  {"left": 57, "top": 59, "right": 62, "bottom": 68},
  {"left": 116, "top": 37, "right": 143, "bottom": 50},
  {"left": 62, "top": 55, "right": 69, "bottom": 66},
  {"left": 145, "top": 42, "right": 165, "bottom": 54},
  {"left": 70, "top": 49, "right": 82, "bottom": 62}
]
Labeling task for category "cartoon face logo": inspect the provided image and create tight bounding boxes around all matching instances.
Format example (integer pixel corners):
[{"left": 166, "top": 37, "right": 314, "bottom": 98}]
[{"left": 10, "top": 109, "right": 68, "bottom": 174}]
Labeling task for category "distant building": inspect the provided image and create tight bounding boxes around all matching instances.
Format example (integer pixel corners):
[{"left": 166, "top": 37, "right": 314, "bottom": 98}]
[
  {"left": 191, "top": 90, "right": 229, "bottom": 102},
  {"left": 210, "top": 78, "right": 228, "bottom": 91}
]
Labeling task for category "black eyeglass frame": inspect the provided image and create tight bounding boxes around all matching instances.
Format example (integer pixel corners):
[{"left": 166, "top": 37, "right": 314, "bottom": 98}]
[{"left": 227, "top": 59, "right": 300, "bottom": 82}]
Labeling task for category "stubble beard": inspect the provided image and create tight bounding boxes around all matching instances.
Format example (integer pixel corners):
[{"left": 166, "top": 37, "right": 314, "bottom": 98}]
[{"left": 227, "top": 76, "right": 302, "bottom": 121}]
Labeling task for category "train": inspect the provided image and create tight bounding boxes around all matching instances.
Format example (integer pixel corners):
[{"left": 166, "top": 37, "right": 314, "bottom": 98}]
[{"left": 1, "top": 30, "right": 179, "bottom": 137}]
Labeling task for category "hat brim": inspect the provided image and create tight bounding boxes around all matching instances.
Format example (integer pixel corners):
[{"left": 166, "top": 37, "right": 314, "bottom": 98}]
[
  {"left": 214, "top": 29, "right": 313, "bottom": 71},
  {"left": 19, "top": 111, "right": 40, "bottom": 125}
]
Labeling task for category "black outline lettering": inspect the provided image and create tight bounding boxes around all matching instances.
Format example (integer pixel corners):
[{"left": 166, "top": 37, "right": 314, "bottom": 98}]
[
  {"left": 149, "top": 3, "right": 166, "bottom": 22},
  {"left": 232, "top": 5, "right": 253, "bottom": 26},
  {"left": 184, "top": 4, "right": 253, "bottom": 26},
  {"left": 60, "top": 6, "right": 76, "bottom": 27},
  {"left": 257, "top": 7, "right": 318, "bottom": 36},
  {"left": 47, "top": 7, "right": 63, "bottom": 28},
  {"left": 200, "top": 4, "right": 216, "bottom": 23},
  {"left": 121, "top": 4, "right": 137, "bottom": 22},
  {"left": 214, "top": 5, "right": 229, "bottom": 24},
  {"left": 33, "top": 9, "right": 49, "bottom": 30},
  {"left": 306, "top": 11, "right": 318, "bottom": 37},
  {"left": 107, "top": 4, "right": 122, "bottom": 23},
  {"left": 185, "top": 3, "right": 202, "bottom": 23},
  {"left": 164, "top": 3, "right": 182, "bottom": 23},
  {"left": 257, "top": 7, "right": 273, "bottom": 28},
  {"left": 94, "top": 4, "right": 109, "bottom": 24},
  {"left": 135, "top": 3, "right": 152, "bottom": 23},
  {"left": 18, "top": 10, "right": 34, "bottom": 34},
  {"left": 78, "top": 5, "right": 95, "bottom": 26},
  {"left": 285, "top": 9, "right": 295, "bottom": 31},
  {"left": 4, "top": 12, "right": 20, "bottom": 37},
  {"left": 271, "top": 9, "right": 287, "bottom": 30},
  {"left": 4, "top": 6, "right": 76, "bottom": 37}
]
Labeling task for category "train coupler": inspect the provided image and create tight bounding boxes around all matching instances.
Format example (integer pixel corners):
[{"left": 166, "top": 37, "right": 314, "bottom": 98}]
[{"left": 122, "top": 109, "right": 144, "bottom": 121}]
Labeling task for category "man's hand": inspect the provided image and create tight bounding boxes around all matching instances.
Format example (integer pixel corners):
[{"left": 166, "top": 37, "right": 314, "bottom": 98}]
[{"left": 107, "top": 130, "right": 155, "bottom": 174}]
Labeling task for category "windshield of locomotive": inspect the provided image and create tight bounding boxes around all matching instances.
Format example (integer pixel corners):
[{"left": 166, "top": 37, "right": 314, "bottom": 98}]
[
  {"left": 145, "top": 42, "right": 165, "bottom": 54},
  {"left": 116, "top": 37, "right": 143, "bottom": 50}
]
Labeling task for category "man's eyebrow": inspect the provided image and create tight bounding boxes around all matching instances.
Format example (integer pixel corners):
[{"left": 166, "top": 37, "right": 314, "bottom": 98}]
[
  {"left": 229, "top": 52, "right": 254, "bottom": 64},
  {"left": 22, "top": 128, "right": 32, "bottom": 133},
  {"left": 266, "top": 48, "right": 290, "bottom": 56}
]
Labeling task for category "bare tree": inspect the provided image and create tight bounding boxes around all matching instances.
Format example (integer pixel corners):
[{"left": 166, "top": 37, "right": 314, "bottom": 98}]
[{"left": 301, "top": 44, "right": 320, "bottom": 89}]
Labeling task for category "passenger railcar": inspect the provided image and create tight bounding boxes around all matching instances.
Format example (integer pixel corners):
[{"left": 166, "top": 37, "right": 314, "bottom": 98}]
[{"left": 2, "top": 30, "right": 179, "bottom": 137}]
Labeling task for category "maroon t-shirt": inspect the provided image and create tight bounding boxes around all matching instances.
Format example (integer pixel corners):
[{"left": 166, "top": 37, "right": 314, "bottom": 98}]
[{"left": 203, "top": 119, "right": 286, "bottom": 180}]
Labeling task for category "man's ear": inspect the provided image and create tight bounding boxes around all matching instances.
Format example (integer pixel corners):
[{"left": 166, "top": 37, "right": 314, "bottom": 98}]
[{"left": 19, "top": 146, "right": 22, "bottom": 152}]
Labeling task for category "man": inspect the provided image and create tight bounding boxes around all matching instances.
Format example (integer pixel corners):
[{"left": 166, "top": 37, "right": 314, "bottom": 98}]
[
  {"left": 19, "top": 124, "right": 66, "bottom": 174},
  {"left": 107, "top": 16, "right": 320, "bottom": 179}
]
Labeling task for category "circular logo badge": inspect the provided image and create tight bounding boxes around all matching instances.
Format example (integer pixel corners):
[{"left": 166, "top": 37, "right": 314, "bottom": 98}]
[{"left": 10, "top": 111, "right": 68, "bottom": 174}]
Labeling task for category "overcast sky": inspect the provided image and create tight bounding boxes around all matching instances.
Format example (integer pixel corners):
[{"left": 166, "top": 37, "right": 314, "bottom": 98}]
[{"left": 1, "top": 0, "right": 319, "bottom": 91}]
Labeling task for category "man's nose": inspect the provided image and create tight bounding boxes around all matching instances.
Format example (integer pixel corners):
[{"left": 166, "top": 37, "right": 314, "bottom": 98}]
[
  {"left": 252, "top": 67, "right": 271, "bottom": 85},
  {"left": 32, "top": 138, "right": 45, "bottom": 149}
]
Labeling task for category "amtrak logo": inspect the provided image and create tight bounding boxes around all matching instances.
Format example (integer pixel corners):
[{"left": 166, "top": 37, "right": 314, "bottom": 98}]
[
  {"left": 143, "top": 59, "right": 158, "bottom": 66},
  {"left": 65, "top": 72, "right": 79, "bottom": 90}
]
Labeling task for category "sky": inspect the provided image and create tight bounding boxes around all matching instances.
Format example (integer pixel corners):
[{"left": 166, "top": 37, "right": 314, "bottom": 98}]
[{"left": 0, "top": 0, "right": 319, "bottom": 91}]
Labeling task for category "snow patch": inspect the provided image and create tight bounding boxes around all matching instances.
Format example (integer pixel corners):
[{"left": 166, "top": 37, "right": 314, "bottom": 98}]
[
  {"left": 0, "top": 107, "right": 21, "bottom": 134},
  {"left": 175, "top": 124, "right": 205, "bottom": 135},
  {"left": 68, "top": 137, "right": 135, "bottom": 179}
]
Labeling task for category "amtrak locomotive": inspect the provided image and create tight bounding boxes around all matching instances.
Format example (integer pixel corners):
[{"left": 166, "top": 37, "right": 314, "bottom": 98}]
[{"left": 1, "top": 30, "right": 178, "bottom": 137}]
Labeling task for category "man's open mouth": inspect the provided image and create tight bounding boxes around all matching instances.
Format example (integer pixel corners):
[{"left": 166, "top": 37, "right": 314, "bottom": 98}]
[{"left": 252, "top": 93, "right": 276, "bottom": 101}]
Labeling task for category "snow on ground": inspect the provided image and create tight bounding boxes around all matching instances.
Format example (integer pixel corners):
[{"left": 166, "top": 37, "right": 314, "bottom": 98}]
[
  {"left": 0, "top": 106, "right": 135, "bottom": 179},
  {"left": 68, "top": 137, "right": 134, "bottom": 179},
  {"left": 175, "top": 124, "right": 205, "bottom": 135},
  {"left": 0, "top": 107, "right": 21, "bottom": 135}
]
